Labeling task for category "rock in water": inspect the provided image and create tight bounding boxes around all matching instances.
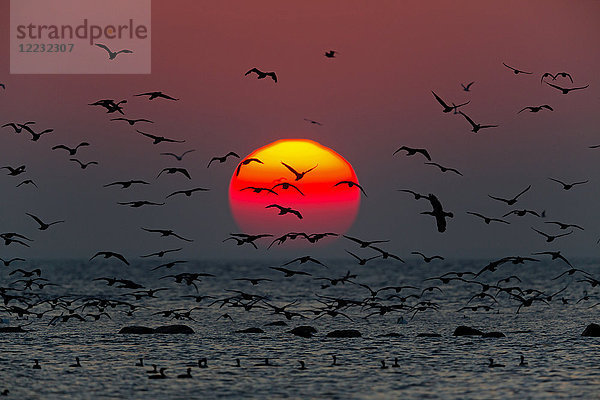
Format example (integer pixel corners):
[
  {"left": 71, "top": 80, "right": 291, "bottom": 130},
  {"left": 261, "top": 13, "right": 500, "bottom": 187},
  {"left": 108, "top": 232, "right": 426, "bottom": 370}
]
[
  {"left": 582, "top": 323, "right": 600, "bottom": 337},
  {"left": 0, "top": 326, "right": 28, "bottom": 333},
  {"left": 290, "top": 326, "right": 318, "bottom": 338},
  {"left": 118, "top": 326, "right": 155, "bottom": 334},
  {"left": 453, "top": 326, "right": 484, "bottom": 336},
  {"left": 482, "top": 331, "right": 506, "bottom": 338},
  {"left": 236, "top": 327, "right": 265, "bottom": 333},
  {"left": 326, "top": 329, "right": 361, "bottom": 338},
  {"left": 154, "top": 325, "right": 194, "bottom": 334}
]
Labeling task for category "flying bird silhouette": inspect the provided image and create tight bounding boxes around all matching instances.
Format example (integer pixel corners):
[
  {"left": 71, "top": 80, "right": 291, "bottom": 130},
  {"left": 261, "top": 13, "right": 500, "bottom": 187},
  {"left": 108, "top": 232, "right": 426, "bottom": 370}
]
[
  {"left": 245, "top": 68, "right": 277, "bottom": 82},
  {"left": 466, "top": 212, "right": 510, "bottom": 225},
  {"left": 2, "top": 122, "right": 35, "bottom": 133},
  {"left": 26, "top": 213, "right": 64, "bottom": 230},
  {"left": 518, "top": 105, "right": 553, "bottom": 113},
  {"left": 431, "top": 91, "right": 469, "bottom": 113},
  {"left": 134, "top": 91, "right": 179, "bottom": 101},
  {"left": 334, "top": 181, "right": 367, "bottom": 197},
  {"left": 324, "top": 50, "right": 338, "bottom": 58},
  {"left": 541, "top": 72, "right": 573, "bottom": 83},
  {"left": 236, "top": 158, "right": 263, "bottom": 176},
  {"left": 269, "top": 183, "right": 303, "bottom": 196},
  {"left": 531, "top": 227, "right": 573, "bottom": 242},
  {"left": 110, "top": 118, "right": 154, "bottom": 125},
  {"left": 424, "top": 162, "right": 462, "bottom": 176},
  {"left": 16, "top": 179, "right": 37, "bottom": 188},
  {"left": 141, "top": 228, "right": 193, "bottom": 242},
  {"left": 461, "top": 81, "right": 475, "bottom": 91},
  {"left": 70, "top": 158, "right": 98, "bottom": 169},
  {"left": 52, "top": 142, "right": 90, "bottom": 155},
  {"left": 207, "top": 152, "right": 240, "bottom": 168},
  {"left": 157, "top": 168, "right": 191, "bottom": 180},
  {"left": 166, "top": 187, "right": 210, "bottom": 199},
  {"left": 393, "top": 146, "right": 431, "bottom": 161},
  {"left": 160, "top": 150, "right": 195, "bottom": 161},
  {"left": 95, "top": 43, "right": 133, "bottom": 60},
  {"left": 90, "top": 251, "right": 129, "bottom": 265},
  {"left": 548, "top": 178, "right": 588, "bottom": 190},
  {"left": 488, "top": 185, "right": 531, "bottom": 205},
  {"left": 104, "top": 180, "right": 149, "bottom": 189},
  {"left": 503, "top": 62, "right": 532, "bottom": 74},
  {"left": 304, "top": 118, "right": 323, "bottom": 126},
  {"left": 458, "top": 111, "right": 498, "bottom": 133},
  {"left": 281, "top": 162, "right": 318, "bottom": 181},
  {"left": 421, "top": 194, "right": 453, "bottom": 233},
  {"left": 18, "top": 124, "right": 53, "bottom": 141},
  {"left": 137, "top": 130, "right": 184, "bottom": 144},
  {"left": 544, "top": 81, "right": 589, "bottom": 94},
  {"left": 240, "top": 187, "right": 278, "bottom": 195},
  {"left": 266, "top": 204, "right": 303, "bottom": 219}
]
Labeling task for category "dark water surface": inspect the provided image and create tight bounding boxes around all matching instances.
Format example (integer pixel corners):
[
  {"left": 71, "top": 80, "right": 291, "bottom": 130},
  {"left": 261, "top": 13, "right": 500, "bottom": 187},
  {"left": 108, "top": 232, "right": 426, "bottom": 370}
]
[{"left": 1, "top": 259, "right": 599, "bottom": 399}]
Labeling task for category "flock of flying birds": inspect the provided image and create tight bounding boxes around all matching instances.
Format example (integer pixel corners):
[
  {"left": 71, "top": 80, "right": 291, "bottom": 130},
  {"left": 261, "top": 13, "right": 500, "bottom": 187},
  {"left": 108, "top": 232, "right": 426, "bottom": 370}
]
[{"left": 0, "top": 53, "right": 599, "bottom": 380}]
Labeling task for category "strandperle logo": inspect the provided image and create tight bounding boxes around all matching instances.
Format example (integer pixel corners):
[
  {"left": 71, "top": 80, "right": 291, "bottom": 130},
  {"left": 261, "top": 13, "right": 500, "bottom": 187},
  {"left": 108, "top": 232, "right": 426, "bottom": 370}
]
[{"left": 10, "top": 0, "right": 151, "bottom": 74}]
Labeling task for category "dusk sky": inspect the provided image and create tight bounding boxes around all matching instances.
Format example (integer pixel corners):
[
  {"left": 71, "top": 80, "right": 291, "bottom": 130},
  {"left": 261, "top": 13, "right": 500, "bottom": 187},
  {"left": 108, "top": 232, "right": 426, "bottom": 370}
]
[{"left": 1, "top": 0, "right": 599, "bottom": 259}]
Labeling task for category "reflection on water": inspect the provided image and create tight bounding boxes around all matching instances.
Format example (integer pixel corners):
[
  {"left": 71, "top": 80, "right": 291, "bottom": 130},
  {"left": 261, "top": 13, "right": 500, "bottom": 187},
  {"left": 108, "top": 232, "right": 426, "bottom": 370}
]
[{"left": 1, "top": 259, "right": 599, "bottom": 399}]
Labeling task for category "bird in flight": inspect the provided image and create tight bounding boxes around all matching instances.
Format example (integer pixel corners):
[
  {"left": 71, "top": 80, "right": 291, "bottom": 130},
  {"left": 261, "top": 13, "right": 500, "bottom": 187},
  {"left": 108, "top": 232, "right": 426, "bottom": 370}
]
[
  {"left": 503, "top": 62, "right": 532, "bottom": 75},
  {"left": 140, "top": 248, "right": 182, "bottom": 258},
  {"left": 95, "top": 43, "right": 133, "bottom": 60},
  {"left": 544, "top": 221, "right": 584, "bottom": 231},
  {"left": 271, "top": 182, "right": 304, "bottom": 195},
  {"left": 266, "top": 204, "right": 303, "bottom": 219},
  {"left": 104, "top": 180, "right": 149, "bottom": 189},
  {"left": 548, "top": 178, "right": 588, "bottom": 191},
  {"left": 166, "top": 187, "right": 210, "bottom": 199},
  {"left": 236, "top": 158, "right": 263, "bottom": 176},
  {"left": 161, "top": 150, "right": 195, "bottom": 161},
  {"left": 26, "top": 213, "right": 64, "bottom": 230},
  {"left": 245, "top": 68, "right": 277, "bottom": 82},
  {"left": 134, "top": 91, "right": 179, "bottom": 101},
  {"left": 157, "top": 168, "right": 191, "bottom": 180},
  {"left": 503, "top": 209, "right": 541, "bottom": 218},
  {"left": 345, "top": 250, "right": 380, "bottom": 265},
  {"left": 324, "top": 50, "right": 338, "bottom": 58},
  {"left": 544, "top": 81, "right": 589, "bottom": 94},
  {"left": 518, "top": 105, "right": 553, "bottom": 113},
  {"left": 531, "top": 227, "right": 573, "bottom": 243},
  {"left": 343, "top": 235, "right": 389, "bottom": 248},
  {"left": 269, "top": 267, "right": 311, "bottom": 277},
  {"left": 52, "top": 142, "right": 90, "bottom": 156},
  {"left": 466, "top": 212, "right": 510, "bottom": 225},
  {"left": 0, "top": 83, "right": 4, "bottom": 89},
  {"left": 281, "top": 162, "right": 318, "bottom": 181},
  {"left": 421, "top": 193, "right": 453, "bottom": 233},
  {"left": 17, "top": 179, "right": 37, "bottom": 188},
  {"left": 334, "top": 181, "right": 368, "bottom": 197},
  {"left": 398, "top": 189, "right": 427, "bottom": 200},
  {"left": 304, "top": 118, "right": 323, "bottom": 126},
  {"left": 2, "top": 122, "right": 35, "bottom": 134},
  {"left": 207, "top": 152, "right": 240, "bottom": 168},
  {"left": 141, "top": 228, "right": 193, "bottom": 242},
  {"left": 458, "top": 111, "right": 498, "bottom": 133},
  {"left": 393, "top": 146, "right": 431, "bottom": 161},
  {"left": 1, "top": 165, "right": 26, "bottom": 176},
  {"left": 461, "top": 82, "right": 475, "bottom": 92},
  {"left": 411, "top": 251, "right": 444, "bottom": 263},
  {"left": 282, "top": 256, "right": 326, "bottom": 268},
  {"left": 488, "top": 185, "right": 531, "bottom": 205},
  {"left": 240, "top": 187, "right": 278, "bottom": 195},
  {"left": 431, "top": 91, "right": 469, "bottom": 113},
  {"left": 118, "top": 201, "right": 165, "bottom": 208},
  {"left": 89, "top": 99, "right": 127, "bottom": 114},
  {"left": 110, "top": 118, "right": 154, "bottom": 125},
  {"left": 18, "top": 124, "right": 53, "bottom": 141},
  {"left": 90, "top": 251, "right": 129, "bottom": 265},
  {"left": 424, "top": 162, "right": 462, "bottom": 176},
  {"left": 70, "top": 159, "right": 98, "bottom": 169},
  {"left": 541, "top": 72, "right": 573, "bottom": 83},
  {"left": 137, "top": 130, "right": 185, "bottom": 144}
]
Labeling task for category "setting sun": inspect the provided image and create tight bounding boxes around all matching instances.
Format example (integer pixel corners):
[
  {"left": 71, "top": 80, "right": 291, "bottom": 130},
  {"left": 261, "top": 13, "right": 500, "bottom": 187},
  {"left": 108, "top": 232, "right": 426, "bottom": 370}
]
[{"left": 229, "top": 139, "right": 362, "bottom": 240}]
